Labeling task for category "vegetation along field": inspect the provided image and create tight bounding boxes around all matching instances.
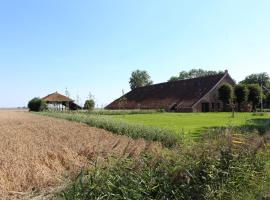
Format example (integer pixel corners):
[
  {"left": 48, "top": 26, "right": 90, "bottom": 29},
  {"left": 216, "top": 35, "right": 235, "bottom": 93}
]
[
  {"left": 41, "top": 110, "right": 270, "bottom": 199},
  {"left": 2, "top": 109, "right": 270, "bottom": 199}
]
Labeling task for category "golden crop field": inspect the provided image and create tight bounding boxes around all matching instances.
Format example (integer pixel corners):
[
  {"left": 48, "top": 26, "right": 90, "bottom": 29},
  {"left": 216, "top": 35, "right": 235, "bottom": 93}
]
[{"left": 0, "top": 110, "right": 159, "bottom": 199}]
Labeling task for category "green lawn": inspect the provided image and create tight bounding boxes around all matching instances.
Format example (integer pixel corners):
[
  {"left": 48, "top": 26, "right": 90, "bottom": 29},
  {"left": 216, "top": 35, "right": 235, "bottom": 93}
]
[{"left": 109, "top": 112, "right": 270, "bottom": 135}]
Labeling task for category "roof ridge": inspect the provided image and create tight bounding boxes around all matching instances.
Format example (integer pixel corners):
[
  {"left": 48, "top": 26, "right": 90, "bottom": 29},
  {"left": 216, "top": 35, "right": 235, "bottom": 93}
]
[
  {"left": 106, "top": 72, "right": 229, "bottom": 110},
  {"left": 42, "top": 92, "right": 73, "bottom": 102},
  {"left": 133, "top": 73, "right": 225, "bottom": 91}
]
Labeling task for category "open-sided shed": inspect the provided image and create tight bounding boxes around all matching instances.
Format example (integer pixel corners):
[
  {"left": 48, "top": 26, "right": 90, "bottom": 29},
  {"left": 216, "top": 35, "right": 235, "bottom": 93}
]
[{"left": 42, "top": 92, "right": 81, "bottom": 110}]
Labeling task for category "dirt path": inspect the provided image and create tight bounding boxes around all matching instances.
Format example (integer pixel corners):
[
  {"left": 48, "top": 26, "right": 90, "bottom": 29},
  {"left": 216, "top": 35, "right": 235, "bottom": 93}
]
[{"left": 0, "top": 110, "right": 160, "bottom": 199}]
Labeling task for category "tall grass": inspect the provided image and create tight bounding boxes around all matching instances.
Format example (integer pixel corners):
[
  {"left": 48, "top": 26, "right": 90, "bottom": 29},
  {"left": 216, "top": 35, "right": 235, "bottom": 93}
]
[
  {"left": 58, "top": 132, "right": 270, "bottom": 200},
  {"left": 56, "top": 109, "right": 164, "bottom": 115},
  {"left": 40, "top": 112, "right": 182, "bottom": 147},
  {"left": 87, "top": 109, "right": 165, "bottom": 115}
]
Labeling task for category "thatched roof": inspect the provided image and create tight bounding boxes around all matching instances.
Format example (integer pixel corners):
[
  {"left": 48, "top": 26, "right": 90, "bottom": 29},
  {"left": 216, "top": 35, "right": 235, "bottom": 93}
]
[
  {"left": 106, "top": 73, "right": 233, "bottom": 110},
  {"left": 43, "top": 92, "right": 73, "bottom": 102}
]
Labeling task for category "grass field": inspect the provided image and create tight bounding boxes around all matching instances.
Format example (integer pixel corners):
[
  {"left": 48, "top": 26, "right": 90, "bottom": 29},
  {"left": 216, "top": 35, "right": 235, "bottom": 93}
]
[{"left": 110, "top": 112, "right": 270, "bottom": 135}]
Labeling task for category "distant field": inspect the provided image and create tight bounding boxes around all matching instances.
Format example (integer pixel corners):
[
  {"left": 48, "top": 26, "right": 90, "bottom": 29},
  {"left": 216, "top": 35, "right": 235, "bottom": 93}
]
[{"left": 110, "top": 112, "right": 270, "bottom": 135}]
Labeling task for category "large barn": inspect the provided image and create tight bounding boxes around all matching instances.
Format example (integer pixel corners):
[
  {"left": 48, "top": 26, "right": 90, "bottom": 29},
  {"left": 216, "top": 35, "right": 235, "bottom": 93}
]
[{"left": 106, "top": 71, "right": 235, "bottom": 112}]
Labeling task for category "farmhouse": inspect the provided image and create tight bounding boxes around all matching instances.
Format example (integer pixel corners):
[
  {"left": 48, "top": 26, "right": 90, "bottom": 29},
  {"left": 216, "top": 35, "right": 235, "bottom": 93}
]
[
  {"left": 106, "top": 70, "right": 235, "bottom": 112},
  {"left": 43, "top": 92, "right": 81, "bottom": 110}
]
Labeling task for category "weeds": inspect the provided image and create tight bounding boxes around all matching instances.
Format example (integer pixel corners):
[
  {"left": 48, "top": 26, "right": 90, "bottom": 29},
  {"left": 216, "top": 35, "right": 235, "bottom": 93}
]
[
  {"left": 87, "top": 109, "right": 165, "bottom": 115},
  {"left": 59, "top": 132, "right": 270, "bottom": 200},
  {"left": 40, "top": 112, "right": 182, "bottom": 147}
]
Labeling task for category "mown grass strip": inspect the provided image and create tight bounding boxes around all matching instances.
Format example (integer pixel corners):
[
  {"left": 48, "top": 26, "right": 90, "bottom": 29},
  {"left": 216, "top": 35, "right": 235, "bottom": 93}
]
[{"left": 39, "top": 112, "right": 182, "bottom": 147}]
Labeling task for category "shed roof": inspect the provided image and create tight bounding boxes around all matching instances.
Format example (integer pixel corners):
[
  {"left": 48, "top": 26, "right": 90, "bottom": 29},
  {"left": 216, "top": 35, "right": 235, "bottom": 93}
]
[{"left": 43, "top": 92, "right": 73, "bottom": 102}]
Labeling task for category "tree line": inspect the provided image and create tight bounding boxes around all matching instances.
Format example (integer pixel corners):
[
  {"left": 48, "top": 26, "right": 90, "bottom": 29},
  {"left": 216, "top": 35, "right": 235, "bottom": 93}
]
[
  {"left": 218, "top": 83, "right": 264, "bottom": 112},
  {"left": 129, "top": 69, "right": 270, "bottom": 110}
]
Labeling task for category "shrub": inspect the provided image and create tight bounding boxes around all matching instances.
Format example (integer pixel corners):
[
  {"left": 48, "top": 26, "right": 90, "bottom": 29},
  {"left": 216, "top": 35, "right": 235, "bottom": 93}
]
[
  {"left": 28, "top": 98, "right": 47, "bottom": 112},
  {"left": 84, "top": 100, "right": 95, "bottom": 111}
]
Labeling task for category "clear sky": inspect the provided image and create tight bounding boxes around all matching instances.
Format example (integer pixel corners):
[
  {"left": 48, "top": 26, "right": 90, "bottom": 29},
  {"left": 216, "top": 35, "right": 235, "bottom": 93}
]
[{"left": 0, "top": 0, "right": 269, "bottom": 107}]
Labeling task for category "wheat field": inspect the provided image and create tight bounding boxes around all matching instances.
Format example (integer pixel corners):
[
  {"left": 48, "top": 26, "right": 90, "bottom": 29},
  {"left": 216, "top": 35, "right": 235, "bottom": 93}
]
[{"left": 0, "top": 110, "right": 160, "bottom": 199}]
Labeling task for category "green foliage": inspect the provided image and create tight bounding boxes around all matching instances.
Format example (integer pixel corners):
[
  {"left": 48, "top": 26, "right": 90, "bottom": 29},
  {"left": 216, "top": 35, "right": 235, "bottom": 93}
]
[
  {"left": 218, "top": 84, "right": 233, "bottom": 111},
  {"left": 59, "top": 133, "right": 270, "bottom": 200},
  {"left": 84, "top": 99, "right": 95, "bottom": 111},
  {"left": 129, "top": 70, "right": 153, "bottom": 90},
  {"left": 240, "top": 72, "right": 270, "bottom": 88},
  {"left": 40, "top": 112, "right": 181, "bottom": 147},
  {"left": 234, "top": 84, "right": 249, "bottom": 111},
  {"left": 86, "top": 109, "right": 162, "bottom": 115},
  {"left": 247, "top": 84, "right": 262, "bottom": 111},
  {"left": 28, "top": 97, "right": 47, "bottom": 112},
  {"left": 168, "top": 69, "right": 224, "bottom": 82},
  {"left": 266, "top": 94, "right": 270, "bottom": 108}
]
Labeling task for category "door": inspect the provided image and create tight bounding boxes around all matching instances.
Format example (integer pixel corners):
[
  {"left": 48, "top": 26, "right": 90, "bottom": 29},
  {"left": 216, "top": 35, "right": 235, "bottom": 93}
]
[{"left": 202, "top": 103, "right": 210, "bottom": 112}]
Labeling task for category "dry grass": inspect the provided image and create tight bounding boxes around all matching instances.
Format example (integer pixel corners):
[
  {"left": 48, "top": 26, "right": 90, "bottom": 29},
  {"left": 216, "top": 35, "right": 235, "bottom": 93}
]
[{"left": 0, "top": 110, "right": 161, "bottom": 199}]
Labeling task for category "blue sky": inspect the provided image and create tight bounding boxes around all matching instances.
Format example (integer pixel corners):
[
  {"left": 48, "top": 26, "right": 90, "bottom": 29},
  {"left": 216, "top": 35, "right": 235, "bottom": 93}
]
[{"left": 0, "top": 0, "right": 270, "bottom": 107}]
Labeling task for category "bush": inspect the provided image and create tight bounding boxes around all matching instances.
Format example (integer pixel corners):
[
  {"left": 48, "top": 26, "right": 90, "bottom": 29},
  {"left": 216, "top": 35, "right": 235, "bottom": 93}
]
[
  {"left": 28, "top": 98, "right": 47, "bottom": 112},
  {"left": 84, "top": 100, "right": 95, "bottom": 111}
]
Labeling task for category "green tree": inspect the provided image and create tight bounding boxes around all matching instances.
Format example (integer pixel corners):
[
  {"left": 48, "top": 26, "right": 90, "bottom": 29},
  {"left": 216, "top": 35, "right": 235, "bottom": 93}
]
[
  {"left": 266, "top": 94, "right": 270, "bottom": 108},
  {"left": 247, "top": 84, "right": 261, "bottom": 112},
  {"left": 129, "top": 70, "right": 153, "bottom": 90},
  {"left": 168, "top": 69, "right": 224, "bottom": 81},
  {"left": 218, "top": 84, "right": 233, "bottom": 111},
  {"left": 28, "top": 98, "right": 47, "bottom": 112},
  {"left": 84, "top": 99, "right": 95, "bottom": 111},
  {"left": 240, "top": 73, "right": 270, "bottom": 88},
  {"left": 234, "top": 84, "right": 248, "bottom": 112}
]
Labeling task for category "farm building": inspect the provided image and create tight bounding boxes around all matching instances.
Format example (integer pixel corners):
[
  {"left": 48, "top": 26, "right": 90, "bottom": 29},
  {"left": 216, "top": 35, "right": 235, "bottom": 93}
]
[
  {"left": 42, "top": 92, "right": 81, "bottom": 110},
  {"left": 106, "top": 70, "right": 235, "bottom": 112}
]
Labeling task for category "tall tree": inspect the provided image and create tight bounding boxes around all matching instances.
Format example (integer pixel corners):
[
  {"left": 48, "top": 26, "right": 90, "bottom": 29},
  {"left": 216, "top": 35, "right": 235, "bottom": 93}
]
[
  {"left": 218, "top": 84, "right": 233, "bottom": 111},
  {"left": 240, "top": 73, "right": 270, "bottom": 88},
  {"left": 234, "top": 84, "right": 248, "bottom": 112},
  {"left": 129, "top": 70, "right": 153, "bottom": 90},
  {"left": 247, "top": 84, "right": 261, "bottom": 112},
  {"left": 266, "top": 94, "right": 270, "bottom": 109},
  {"left": 168, "top": 68, "right": 224, "bottom": 81}
]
